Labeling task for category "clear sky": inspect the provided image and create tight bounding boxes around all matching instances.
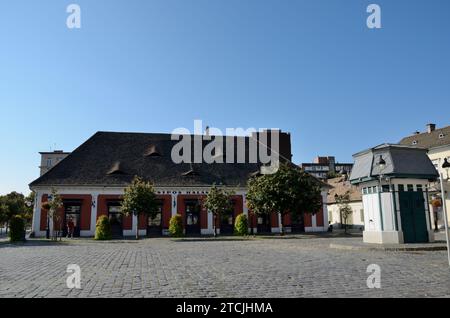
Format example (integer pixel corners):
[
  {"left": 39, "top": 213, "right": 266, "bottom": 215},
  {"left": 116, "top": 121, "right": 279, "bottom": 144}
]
[{"left": 1, "top": 0, "right": 449, "bottom": 195}]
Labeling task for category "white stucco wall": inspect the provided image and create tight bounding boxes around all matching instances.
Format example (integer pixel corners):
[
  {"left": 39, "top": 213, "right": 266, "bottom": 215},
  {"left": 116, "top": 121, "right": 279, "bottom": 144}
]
[{"left": 327, "top": 201, "right": 364, "bottom": 228}]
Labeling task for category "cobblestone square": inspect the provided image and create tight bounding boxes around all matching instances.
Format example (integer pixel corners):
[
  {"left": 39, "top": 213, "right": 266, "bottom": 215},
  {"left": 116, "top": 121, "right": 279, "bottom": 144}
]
[{"left": 0, "top": 235, "right": 449, "bottom": 298}]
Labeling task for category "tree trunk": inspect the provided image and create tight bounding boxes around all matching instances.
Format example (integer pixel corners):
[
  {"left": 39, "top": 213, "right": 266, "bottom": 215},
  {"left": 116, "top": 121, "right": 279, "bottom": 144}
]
[
  {"left": 60, "top": 219, "right": 63, "bottom": 241},
  {"left": 5, "top": 221, "right": 8, "bottom": 234},
  {"left": 279, "top": 213, "right": 284, "bottom": 236},
  {"left": 50, "top": 217, "right": 54, "bottom": 241},
  {"left": 136, "top": 214, "right": 139, "bottom": 240}
]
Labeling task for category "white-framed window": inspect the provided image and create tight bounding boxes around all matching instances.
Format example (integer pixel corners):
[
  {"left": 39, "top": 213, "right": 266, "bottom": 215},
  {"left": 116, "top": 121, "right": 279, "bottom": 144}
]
[
  {"left": 412, "top": 140, "right": 418, "bottom": 145},
  {"left": 439, "top": 133, "right": 444, "bottom": 139}
]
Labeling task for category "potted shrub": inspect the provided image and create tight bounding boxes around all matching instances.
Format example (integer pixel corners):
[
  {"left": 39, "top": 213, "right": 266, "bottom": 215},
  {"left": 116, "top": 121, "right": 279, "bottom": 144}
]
[
  {"left": 169, "top": 214, "right": 183, "bottom": 237},
  {"left": 95, "top": 215, "right": 112, "bottom": 240},
  {"left": 234, "top": 213, "right": 248, "bottom": 236},
  {"left": 9, "top": 215, "right": 26, "bottom": 242}
]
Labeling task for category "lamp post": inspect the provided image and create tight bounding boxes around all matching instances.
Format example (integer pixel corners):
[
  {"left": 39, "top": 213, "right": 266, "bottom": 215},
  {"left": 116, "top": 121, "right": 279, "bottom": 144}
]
[
  {"left": 377, "top": 155, "right": 386, "bottom": 231},
  {"left": 439, "top": 158, "right": 450, "bottom": 267},
  {"left": 377, "top": 155, "right": 386, "bottom": 189}
]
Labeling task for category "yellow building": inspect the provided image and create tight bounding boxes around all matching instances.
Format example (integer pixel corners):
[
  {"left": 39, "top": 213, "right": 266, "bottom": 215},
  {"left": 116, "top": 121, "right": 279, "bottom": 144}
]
[{"left": 400, "top": 123, "right": 450, "bottom": 229}]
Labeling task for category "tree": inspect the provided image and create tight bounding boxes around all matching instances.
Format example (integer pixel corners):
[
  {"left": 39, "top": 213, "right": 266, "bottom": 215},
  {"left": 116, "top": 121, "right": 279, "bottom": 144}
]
[
  {"left": 203, "top": 185, "right": 234, "bottom": 237},
  {"left": 23, "top": 191, "right": 35, "bottom": 225},
  {"left": 121, "top": 176, "right": 159, "bottom": 240},
  {"left": 246, "top": 163, "right": 322, "bottom": 235},
  {"left": 335, "top": 191, "right": 352, "bottom": 234},
  {"left": 1, "top": 192, "right": 27, "bottom": 234},
  {"left": 9, "top": 215, "right": 26, "bottom": 242},
  {"left": 0, "top": 199, "right": 7, "bottom": 234},
  {"left": 41, "top": 188, "right": 63, "bottom": 241}
]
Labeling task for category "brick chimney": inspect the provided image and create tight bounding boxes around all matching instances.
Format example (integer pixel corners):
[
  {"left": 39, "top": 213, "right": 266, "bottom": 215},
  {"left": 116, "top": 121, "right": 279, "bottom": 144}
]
[{"left": 426, "top": 123, "right": 436, "bottom": 133}]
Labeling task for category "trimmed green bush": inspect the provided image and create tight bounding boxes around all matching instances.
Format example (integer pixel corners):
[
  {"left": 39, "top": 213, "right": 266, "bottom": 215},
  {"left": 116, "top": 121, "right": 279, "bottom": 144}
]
[
  {"left": 95, "top": 215, "right": 112, "bottom": 240},
  {"left": 9, "top": 215, "right": 26, "bottom": 242},
  {"left": 169, "top": 214, "right": 184, "bottom": 237},
  {"left": 234, "top": 213, "right": 248, "bottom": 236}
]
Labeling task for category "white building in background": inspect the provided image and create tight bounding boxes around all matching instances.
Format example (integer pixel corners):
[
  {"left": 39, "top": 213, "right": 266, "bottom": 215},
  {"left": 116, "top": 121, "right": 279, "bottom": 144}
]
[
  {"left": 39, "top": 150, "right": 70, "bottom": 176},
  {"left": 301, "top": 156, "right": 353, "bottom": 180},
  {"left": 399, "top": 123, "right": 450, "bottom": 230},
  {"left": 327, "top": 176, "right": 364, "bottom": 230}
]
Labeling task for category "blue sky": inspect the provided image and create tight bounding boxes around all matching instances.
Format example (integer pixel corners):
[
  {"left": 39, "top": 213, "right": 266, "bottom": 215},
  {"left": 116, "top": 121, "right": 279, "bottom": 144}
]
[{"left": 1, "top": 0, "right": 449, "bottom": 195}]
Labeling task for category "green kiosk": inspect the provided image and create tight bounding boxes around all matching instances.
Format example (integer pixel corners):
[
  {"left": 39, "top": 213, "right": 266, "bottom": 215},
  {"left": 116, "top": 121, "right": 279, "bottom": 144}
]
[{"left": 350, "top": 144, "right": 438, "bottom": 244}]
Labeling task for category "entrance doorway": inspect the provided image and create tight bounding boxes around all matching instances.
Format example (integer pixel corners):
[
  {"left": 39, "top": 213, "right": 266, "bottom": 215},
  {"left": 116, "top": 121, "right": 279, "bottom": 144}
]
[
  {"left": 290, "top": 213, "right": 305, "bottom": 233},
  {"left": 399, "top": 191, "right": 428, "bottom": 243},
  {"left": 220, "top": 208, "right": 235, "bottom": 235},
  {"left": 257, "top": 214, "right": 271, "bottom": 234},
  {"left": 185, "top": 200, "right": 201, "bottom": 235},
  {"left": 107, "top": 201, "right": 123, "bottom": 238},
  {"left": 147, "top": 201, "right": 163, "bottom": 237},
  {"left": 63, "top": 200, "right": 81, "bottom": 237}
]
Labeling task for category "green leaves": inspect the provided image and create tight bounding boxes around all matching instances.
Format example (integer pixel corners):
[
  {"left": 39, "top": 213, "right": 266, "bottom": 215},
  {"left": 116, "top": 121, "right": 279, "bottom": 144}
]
[
  {"left": 8, "top": 215, "right": 26, "bottom": 242},
  {"left": 169, "top": 214, "right": 183, "bottom": 237},
  {"left": 203, "top": 185, "right": 234, "bottom": 217},
  {"left": 234, "top": 214, "right": 248, "bottom": 236},
  {"left": 44, "top": 188, "right": 63, "bottom": 220},
  {"left": 95, "top": 215, "right": 112, "bottom": 240},
  {"left": 0, "top": 191, "right": 35, "bottom": 225},
  {"left": 121, "top": 176, "right": 159, "bottom": 239},
  {"left": 121, "top": 176, "right": 159, "bottom": 219},
  {"left": 246, "top": 163, "right": 322, "bottom": 218}
]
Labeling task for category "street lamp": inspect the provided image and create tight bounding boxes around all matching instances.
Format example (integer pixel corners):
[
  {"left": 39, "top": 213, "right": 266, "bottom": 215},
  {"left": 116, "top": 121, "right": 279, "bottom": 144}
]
[
  {"left": 443, "top": 158, "right": 450, "bottom": 177},
  {"left": 376, "top": 155, "right": 386, "bottom": 232},
  {"left": 377, "top": 155, "right": 386, "bottom": 171},
  {"left": 439, "top": 158, "right": 450, "bottom": 267}
]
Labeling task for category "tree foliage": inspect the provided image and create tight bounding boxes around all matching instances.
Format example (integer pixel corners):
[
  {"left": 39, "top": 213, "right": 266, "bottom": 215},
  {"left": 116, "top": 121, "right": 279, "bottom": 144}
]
[
  {"left": 0, "top": 191, "right": 30, "bottom": 233},
  {"left": 234, "top": 213, "right": 248, "bottom": 236},
  {"left": 41, "top": 188, "right": 63, "bottom": 241},
  {"left": 246, "top": 163, "right": 322, "bottom": 233},
  {"left": 8, "top": 215, "right": 26, "bottom": 242},
  {"left": 95, "top": 215, "right": 112, "bottom": 240},
  {"left": 203, "top": 185, "right": 234, "bottom": 236},
  {"left": 169, "top": 214, "right": 184, "bottom": 237},
  {"left": 121, "top": 176, "right": 159, "bottom": 239}
]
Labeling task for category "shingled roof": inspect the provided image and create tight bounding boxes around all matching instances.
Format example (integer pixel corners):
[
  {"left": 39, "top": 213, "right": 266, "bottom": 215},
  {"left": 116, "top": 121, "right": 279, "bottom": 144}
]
[
  {"left": 29, "top": 131, "right": 291, "bottom": 188},
  {"left": 349, "top": 143, "right": 438, "bottom": 184},
  {"left": 327, "top": 176, "right": 362, "bottom": 204},
  {"left": 399, "top": 125, "right": 450, "bottom": 149}
]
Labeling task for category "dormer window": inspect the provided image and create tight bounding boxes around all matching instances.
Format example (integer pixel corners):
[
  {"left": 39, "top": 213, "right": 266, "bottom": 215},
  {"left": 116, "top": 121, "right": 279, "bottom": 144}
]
[
  {"left": 412, "top": 140, "right": 418, "bottom": 145},
  {"left": 439, "top": 133, "right": 445, "bottom": 139},
  {"left": 144, "top": 145, "right": 162, "bottom": 157},
  {"left": 182, "top": 163, "right": 198, "bottom": 176},
  {"left": 107, "top": 161, "right": 126, "bottom": 175}
]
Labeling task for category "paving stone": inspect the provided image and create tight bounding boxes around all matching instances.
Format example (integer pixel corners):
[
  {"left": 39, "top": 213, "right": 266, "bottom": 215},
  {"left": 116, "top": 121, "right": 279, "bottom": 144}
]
[{"left": 0, "top": 237, "right": 449, "bottom": 297}]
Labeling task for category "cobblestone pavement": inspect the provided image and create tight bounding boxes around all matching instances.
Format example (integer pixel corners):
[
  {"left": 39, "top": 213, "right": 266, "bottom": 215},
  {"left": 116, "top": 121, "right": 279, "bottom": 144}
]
[{"left": 0, "top": 235, "right": 449, "bottom": 298}]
